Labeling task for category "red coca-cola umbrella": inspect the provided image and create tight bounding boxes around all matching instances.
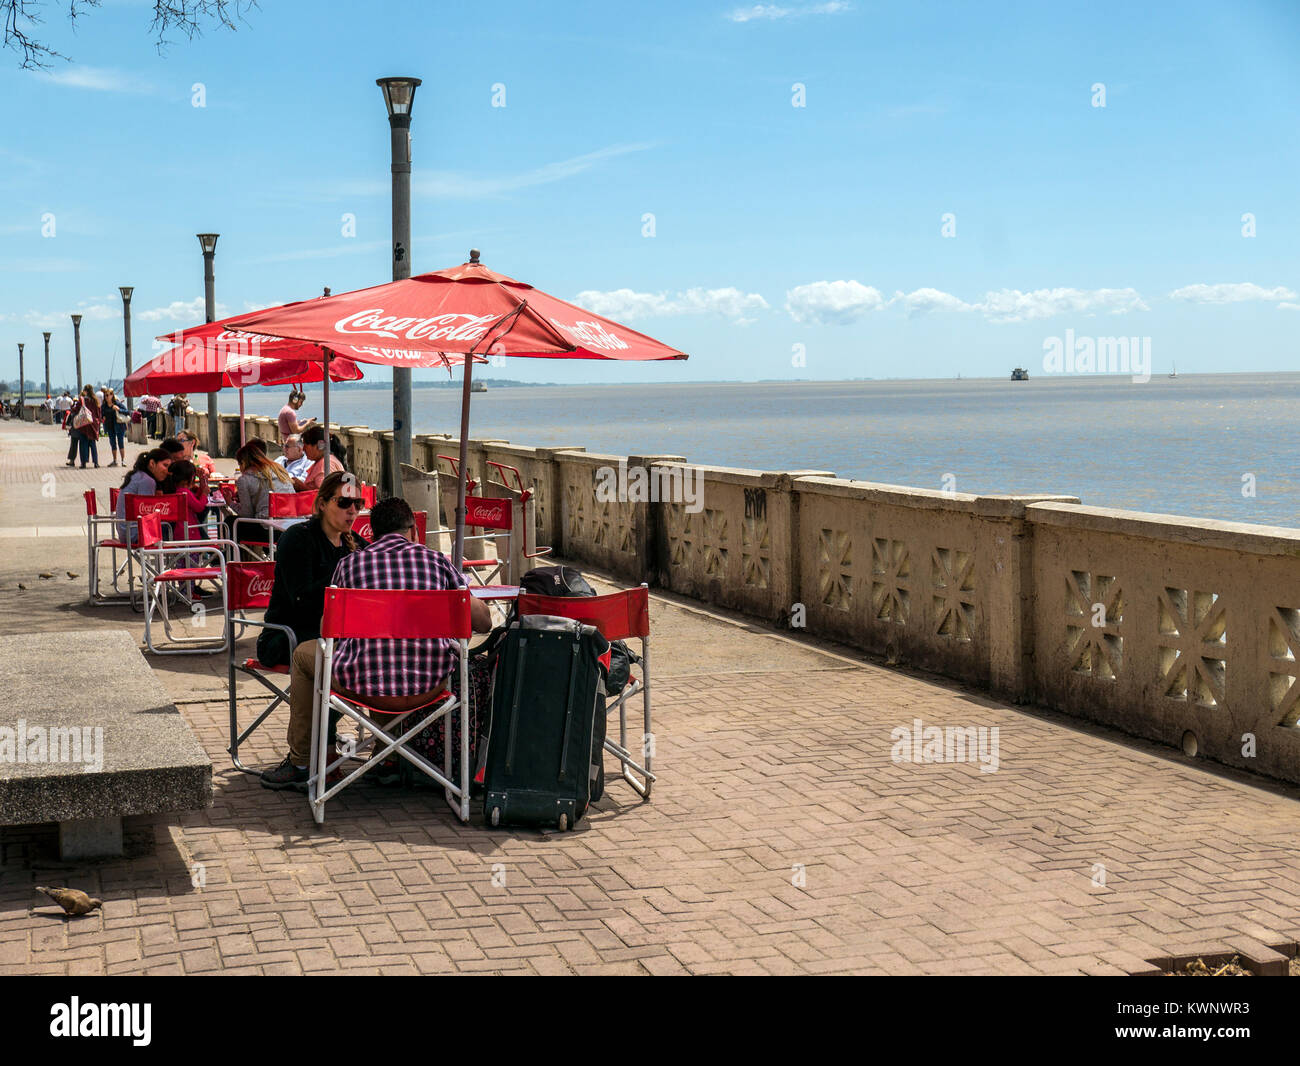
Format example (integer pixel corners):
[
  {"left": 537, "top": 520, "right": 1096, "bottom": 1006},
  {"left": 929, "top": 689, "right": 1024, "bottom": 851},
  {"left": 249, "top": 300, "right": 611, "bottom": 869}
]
[
  {"left": 156, "top": 316, "right": 485, "bottom": 454},
  {"left": 224, "top": 251, "right": 689, "bottom": 563}
]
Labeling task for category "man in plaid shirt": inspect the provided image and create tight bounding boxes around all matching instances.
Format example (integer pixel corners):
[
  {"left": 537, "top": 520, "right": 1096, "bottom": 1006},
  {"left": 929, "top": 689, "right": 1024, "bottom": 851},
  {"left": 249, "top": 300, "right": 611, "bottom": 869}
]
[{"left": 330, "top": 496, "right": 491, "bottom": 698}]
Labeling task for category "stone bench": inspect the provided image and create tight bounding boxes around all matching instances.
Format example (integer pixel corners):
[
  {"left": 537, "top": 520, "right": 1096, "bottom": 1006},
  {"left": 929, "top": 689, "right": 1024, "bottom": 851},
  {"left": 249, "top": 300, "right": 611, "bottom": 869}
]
[{"left": 0, "top": 630, "right": 212, "bottom": 860}]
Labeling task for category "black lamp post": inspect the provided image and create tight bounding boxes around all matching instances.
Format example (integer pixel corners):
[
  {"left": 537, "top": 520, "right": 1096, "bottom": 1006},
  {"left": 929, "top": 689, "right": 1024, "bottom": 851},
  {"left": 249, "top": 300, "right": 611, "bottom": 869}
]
[
  {"left": 120, "top": 286, "right": 134, "bottom": 412},
  {"left": 377, "top": 76, "right": 421, "bottom": 494},
  {"left": 197, "top": 233, "right": 219, "bottom": 455},
  {"left": 42, "top": 331, "right": 50, "bottom": 403},
  {"left": 17, "top": 343, "right": 24, "bottom": 416},
  {"left": 71, "top": 314, "right": 83, "bottom": 392}
]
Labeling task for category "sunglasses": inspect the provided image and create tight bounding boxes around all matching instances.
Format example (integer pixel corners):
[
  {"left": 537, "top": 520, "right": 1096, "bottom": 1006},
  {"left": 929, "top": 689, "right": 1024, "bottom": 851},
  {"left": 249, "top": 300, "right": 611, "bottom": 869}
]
[{"left": 333, "top": 496, "right": 363, "bottom": 510}]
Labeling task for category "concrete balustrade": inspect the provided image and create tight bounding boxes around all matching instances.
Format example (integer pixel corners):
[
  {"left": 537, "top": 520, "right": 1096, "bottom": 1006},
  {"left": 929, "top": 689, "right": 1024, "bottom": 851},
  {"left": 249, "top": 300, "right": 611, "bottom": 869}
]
[{"left": 178, "top": 408, "right": 1300, "bottom": 785}]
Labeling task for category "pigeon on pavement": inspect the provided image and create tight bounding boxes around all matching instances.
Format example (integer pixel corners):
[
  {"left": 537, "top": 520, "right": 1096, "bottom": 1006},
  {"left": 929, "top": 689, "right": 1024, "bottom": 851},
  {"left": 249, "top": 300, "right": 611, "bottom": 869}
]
[{"left": 35, "top": 886, "right": 103, "bottom": 916}]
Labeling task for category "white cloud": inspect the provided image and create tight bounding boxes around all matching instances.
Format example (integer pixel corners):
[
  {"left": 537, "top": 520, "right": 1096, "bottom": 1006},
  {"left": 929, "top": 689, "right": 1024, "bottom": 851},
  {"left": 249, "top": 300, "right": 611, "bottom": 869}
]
[
  {"left": 21, "top": 303, "right": 119, "bottom": 329},
  {"left": 575, "top": 286, "right": 769, "bottom": 324},
  {"left": 973, "top": 287, "right": 1148, "bottom": 323},
  {"left": 1279, "top": 302, "right": 1300, "bottom": 312},
  {"left": 1169, "top": 282, "right": 1298, "bottom": 306},
  {"left": 896, "top": 287, "right": 975, "bottom": 315},
  {"left": 137, "top": 298, "right": 228, "bottom": 323},
  {"left": 728, "top": 1, "right": 851, "bottom": 22},
  {"left": 785, "top": 280, "right": 886, "bottom": 325},
  {"left": 32, "top": 66, "right": 153, "bottom": 94}
]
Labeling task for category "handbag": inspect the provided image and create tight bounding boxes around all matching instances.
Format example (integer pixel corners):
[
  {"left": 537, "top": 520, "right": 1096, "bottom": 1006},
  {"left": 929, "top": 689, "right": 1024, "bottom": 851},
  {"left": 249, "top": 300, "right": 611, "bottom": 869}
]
[{"left": 72, "top": 404, "right": 93, "bottom": 429}]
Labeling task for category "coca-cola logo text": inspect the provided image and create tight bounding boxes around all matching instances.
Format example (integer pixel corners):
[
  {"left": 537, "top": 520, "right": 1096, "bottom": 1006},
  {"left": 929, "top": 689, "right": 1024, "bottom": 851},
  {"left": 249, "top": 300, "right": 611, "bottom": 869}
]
[
  {"left": 334, "top": 310, "right": 497, "bottom": 343},
  {"left": 466, "top": 499, "right": 510, "bottom": 527},
  {"left": 548, "top": 318, "right": 628, "bottom": 352}
]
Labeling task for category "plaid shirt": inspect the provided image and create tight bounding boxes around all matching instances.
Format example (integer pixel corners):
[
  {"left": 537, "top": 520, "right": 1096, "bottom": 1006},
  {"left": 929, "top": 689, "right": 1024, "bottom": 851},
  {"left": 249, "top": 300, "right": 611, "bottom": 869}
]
[{"left": 329, "top": 532, "right": 468, "bottom": 697}]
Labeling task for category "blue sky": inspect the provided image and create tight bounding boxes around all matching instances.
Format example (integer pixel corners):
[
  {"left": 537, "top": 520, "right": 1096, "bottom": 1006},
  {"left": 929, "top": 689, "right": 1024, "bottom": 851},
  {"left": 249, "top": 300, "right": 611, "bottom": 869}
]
[{"left": 2, "top": 0, "right": 1298, "bottom": 388}]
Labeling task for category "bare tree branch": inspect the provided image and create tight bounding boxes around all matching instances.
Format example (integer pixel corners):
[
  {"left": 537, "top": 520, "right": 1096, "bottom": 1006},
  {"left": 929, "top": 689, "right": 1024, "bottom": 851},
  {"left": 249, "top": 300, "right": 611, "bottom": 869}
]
[{"left": 3, "top": 0, "right": 257, "bottom": 69}]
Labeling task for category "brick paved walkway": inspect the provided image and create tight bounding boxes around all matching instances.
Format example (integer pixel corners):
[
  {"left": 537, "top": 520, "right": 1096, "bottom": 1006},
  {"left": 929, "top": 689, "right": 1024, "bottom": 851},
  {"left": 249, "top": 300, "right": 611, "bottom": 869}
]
[{"left": 4, "top": 419, "right": 1300, "bottom": 975}]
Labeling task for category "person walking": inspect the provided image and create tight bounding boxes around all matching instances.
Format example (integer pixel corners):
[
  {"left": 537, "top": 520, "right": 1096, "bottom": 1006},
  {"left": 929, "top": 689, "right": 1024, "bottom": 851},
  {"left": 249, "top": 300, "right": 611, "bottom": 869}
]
[
  {"left": 168, "top": 393, "right": 189, "bottom": 437},
  {"left": 66, "top": 386, "right": 102, "bottom": 469},
  {"left": 137, "top": 393, "right": 163, "bottom": 438},
  {"left": 101, "top": 388, "right": 127, "bottom": 467}
]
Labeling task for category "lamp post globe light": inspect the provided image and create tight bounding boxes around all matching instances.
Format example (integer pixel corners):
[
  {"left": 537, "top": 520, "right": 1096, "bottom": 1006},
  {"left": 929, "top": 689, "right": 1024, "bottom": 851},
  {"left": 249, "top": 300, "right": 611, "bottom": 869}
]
[
  {"left": 120, "top": 286, "right": 134, "bottom": 412},
  {"left": 197, "top": 234, "right": 219, "bottom": 456},
  {"left": 71, "top": 314, "right": 83, "bottom": 393},
  {"left": 42, "top": 331, "right": 51, "bottom": 403},
  {"left": 377, "top": 76, "right": 420, "bottom": 494}
]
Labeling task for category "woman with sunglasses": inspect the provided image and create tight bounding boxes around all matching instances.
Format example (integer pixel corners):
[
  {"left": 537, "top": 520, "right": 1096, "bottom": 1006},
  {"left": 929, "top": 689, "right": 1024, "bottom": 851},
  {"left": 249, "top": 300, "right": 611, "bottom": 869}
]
[{"left": 255, "top": 471, "right": 369, "bottom": 669}]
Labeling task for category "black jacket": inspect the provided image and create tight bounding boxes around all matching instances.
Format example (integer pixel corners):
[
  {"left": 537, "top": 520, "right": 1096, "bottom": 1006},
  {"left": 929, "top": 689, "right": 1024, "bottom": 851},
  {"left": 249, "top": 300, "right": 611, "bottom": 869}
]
[{"left": 256, "top": 517, "right": 366, "bottom": 666}]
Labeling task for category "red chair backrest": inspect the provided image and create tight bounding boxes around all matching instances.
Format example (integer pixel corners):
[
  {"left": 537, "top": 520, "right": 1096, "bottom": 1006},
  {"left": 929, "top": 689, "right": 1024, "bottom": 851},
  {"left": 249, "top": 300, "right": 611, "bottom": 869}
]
[
  {"left": 269, "top": 491, "right": 316, "bottom": 518},
  {"left": 352, "top": 510, "right": 427, "bottom": 543},
  {"left": 110, "top": 487, "right": 120, "bottom": 510},
  {"left": 125, "top": 492, "right": 182, "bottom": 523},
  {"left": 464, "top": 495, "right": 512, "bottom": 531},
  {"left": 225, "top": 562, "right": 277, "bottom": 611},
  {"left": 137, "top": 513, "right": 163, "bottom": 548},
  {"left": 360, "top": 484, "right": 377, "bottom": 507},
  {"left": 517, "top": 586, "right": 650, "bottom": 641},
  {"left": 320, "top": 586, "right": 472, "bottom": 640},
  {"left": 84, "top": 489, "right": 97, "bottom": 517}
]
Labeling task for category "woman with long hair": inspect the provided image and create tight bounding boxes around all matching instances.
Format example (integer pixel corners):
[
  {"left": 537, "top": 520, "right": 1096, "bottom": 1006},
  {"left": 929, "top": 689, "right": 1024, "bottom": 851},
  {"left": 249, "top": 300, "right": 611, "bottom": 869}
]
[
  {"left": 66, "top": 385, "right": 102, "bottom": 469},
  {"left": 100, "top": 387, "right": 127, "bottom": 467},
  {"left": 232, "top": 440, "right": 293, "bottom": 545},
  {"left": 255, "top": 470, "right": 367, "bottom": 669},
  {"left": 113, "top": 447, "right": 172, "bottom": 542}
]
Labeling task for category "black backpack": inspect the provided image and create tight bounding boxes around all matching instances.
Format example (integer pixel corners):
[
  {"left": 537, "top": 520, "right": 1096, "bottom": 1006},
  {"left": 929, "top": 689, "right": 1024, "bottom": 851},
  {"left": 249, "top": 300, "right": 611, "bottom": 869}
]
[{"left": 519, "top": 565, "right": 596, "bottom": 598}]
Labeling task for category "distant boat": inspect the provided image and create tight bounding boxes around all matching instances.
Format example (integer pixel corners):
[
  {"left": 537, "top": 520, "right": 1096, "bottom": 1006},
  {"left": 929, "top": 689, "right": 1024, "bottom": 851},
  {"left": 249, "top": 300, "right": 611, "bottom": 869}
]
[
  {"left": 471, "top": 381, "right": 487, "bottom": 393},
  {"left": 1011, "top": 368, "right": 1029, "bottom": 381},
  {"left": 1169, "top": 362, "right": 1177, "bottom": 378}
]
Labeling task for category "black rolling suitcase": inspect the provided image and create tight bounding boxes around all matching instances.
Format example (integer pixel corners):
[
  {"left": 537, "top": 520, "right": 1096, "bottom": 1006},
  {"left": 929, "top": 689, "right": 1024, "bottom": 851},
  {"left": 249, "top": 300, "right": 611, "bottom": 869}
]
[{"left": 482, "top": 615, "right": 610, "bottom": 831}]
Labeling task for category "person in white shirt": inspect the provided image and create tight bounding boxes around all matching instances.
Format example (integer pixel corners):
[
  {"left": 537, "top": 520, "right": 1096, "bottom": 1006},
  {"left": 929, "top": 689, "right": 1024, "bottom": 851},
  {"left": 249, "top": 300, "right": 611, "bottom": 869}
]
[
  {"left": 54, "top": 392, "right": 73, "bottom": 414},
  {"left": 275, "top": 435, "right": 313, "bottom": 480}
]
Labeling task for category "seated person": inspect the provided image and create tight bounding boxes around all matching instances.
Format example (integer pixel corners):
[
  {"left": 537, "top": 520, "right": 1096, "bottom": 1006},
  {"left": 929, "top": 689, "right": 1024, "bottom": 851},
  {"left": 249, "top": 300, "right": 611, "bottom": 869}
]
[
  {"left": 113, "top": 448, "right": 172, "bottom": 542},
  {"left": 276, "top": 434, "right": 312, "bottom": 480},
  {"left": 292, "top": 424, "right": 346, "bottom": 492},
  {"left": 233, "top": 440, "right": 294, "bottom": 544},
  {"left": 158, "top": 459, "right": 208, "bottom": 541},
  {"left": 175, "top": 429, "right": 214, "bottom": 495},
  {"left": 256, "top": 471, "right": 368, "bottom": 671},
  {"left": 261, "top": 494, "right": 490, "bottom": 790}
]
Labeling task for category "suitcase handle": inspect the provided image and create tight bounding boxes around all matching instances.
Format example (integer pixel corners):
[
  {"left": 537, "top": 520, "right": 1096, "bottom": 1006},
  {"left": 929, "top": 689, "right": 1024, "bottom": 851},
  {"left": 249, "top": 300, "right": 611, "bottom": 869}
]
[
  {"left": 557, "top": 641, "right": 580, "bottom": 781},
  {"left": 504, "top": 637, "right": 528, "bottom": 774}
]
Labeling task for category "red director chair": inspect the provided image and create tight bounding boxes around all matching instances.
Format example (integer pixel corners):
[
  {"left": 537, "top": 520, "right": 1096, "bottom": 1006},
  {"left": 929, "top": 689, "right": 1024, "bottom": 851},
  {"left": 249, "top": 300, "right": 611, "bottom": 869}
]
[
  {"left": 352, "top": 510, "right": 428, "bottom": 544},
  {"left": 517, "top": 584, "right": 655, "bottom": 799},
  {"left": 139, "top": 519, "right": 245, "bottom": 655},
  {"left": 225, "top": 561, "right": 296, "bottom": 775},
  {"left": 309, "top": 586, "right": 474, "bottom": 825},
  {"left": 233, "top": 489, "right": 315, "bottom": 560}
]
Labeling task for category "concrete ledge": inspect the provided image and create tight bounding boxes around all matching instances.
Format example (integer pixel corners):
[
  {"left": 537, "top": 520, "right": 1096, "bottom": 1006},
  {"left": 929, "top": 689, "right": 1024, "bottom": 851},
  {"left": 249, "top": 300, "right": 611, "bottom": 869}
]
[
  {"left": 0, "top": 630, "right": 212, "bottom": 853},
  {"left": 1027, "top": 500, "right": 1300, "bottom": 556}
]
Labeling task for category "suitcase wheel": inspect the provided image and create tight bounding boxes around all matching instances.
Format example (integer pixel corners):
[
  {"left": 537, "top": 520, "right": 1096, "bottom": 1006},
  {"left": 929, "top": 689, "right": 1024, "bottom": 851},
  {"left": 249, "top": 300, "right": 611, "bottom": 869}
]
[
  {"left": 489, "top": 806, "right": 501, "bottom": 827},
  {"left": 557, "top": 812, "right": 569, "bottom": 832}
]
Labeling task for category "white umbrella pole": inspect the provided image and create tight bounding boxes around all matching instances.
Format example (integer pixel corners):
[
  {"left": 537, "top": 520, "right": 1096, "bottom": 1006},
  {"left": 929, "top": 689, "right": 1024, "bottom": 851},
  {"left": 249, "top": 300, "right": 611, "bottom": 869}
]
[
  {"left": 323, "top": 356, "right": 331, "bottom": 477},
  {"left": 238, "top": 387, "right": 246, "bottom": 448}
]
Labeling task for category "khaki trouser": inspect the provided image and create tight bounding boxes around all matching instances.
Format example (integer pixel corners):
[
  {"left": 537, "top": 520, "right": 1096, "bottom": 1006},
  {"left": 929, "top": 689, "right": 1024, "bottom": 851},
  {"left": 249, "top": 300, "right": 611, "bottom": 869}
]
[{"left": 287, "top": 639, "right": 321, "bottom": 766}]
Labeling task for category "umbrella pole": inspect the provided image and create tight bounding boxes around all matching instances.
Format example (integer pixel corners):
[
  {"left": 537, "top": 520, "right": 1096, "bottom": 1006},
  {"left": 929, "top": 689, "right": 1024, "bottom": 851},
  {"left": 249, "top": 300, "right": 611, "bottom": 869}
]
[
  {"left": 453, "top": 352, "right": 474, "bottom": 570},
  {"left": 238, "top": 388, "right": 246, "bottom": 448},
  {"left": 323, "top": 356, "right": 331, "bottom": 479}
]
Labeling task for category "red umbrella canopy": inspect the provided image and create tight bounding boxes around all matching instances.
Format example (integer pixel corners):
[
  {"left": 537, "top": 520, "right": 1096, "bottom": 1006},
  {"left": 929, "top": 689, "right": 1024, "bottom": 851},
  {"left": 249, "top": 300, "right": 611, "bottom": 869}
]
[
  {"left": 123, "top": 334, "right": 363, "bottom": 397},
  {"left": 221, "top": 257, "right": 690, "bottom": 362},
  {"left": 155, "top": 319, "right": 487, "bottom": 372}
]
